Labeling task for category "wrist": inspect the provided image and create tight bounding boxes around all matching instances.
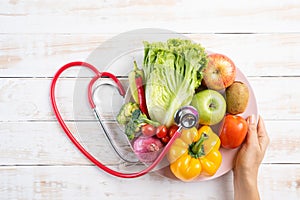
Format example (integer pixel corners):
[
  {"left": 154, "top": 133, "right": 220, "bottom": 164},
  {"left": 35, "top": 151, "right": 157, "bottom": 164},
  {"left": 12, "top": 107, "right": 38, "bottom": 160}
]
[
  {"left": 234, "top": 170, "right": 260, "bottom": 200},
  {"left": 234, "top": 167, "right": 258, "bottom": 184}
]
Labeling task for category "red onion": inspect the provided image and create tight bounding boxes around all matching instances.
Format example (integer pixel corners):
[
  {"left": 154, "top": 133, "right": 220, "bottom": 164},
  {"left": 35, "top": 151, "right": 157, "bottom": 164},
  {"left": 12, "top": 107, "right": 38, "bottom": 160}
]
[{"left": 133, "top": 136, "right": 163, "bottom": 163}]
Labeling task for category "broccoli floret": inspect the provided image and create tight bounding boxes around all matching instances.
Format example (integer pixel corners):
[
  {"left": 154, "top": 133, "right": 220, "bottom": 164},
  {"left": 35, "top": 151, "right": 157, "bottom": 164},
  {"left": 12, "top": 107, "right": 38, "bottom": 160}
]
[
  {"left": 131, "top": 109, "right": 159, "bottom": 126},
  {"left": 117, "top": 104, "right": 160, "bottom": 140},
  {"left": 125, "top": 120, "right": 140, "bottom": 140},
  {"left": 125, "top": 109, "right": 160, "bottom": 139},
  {"left": 116, "top": 102, "right": 139, "bottom": 125}
]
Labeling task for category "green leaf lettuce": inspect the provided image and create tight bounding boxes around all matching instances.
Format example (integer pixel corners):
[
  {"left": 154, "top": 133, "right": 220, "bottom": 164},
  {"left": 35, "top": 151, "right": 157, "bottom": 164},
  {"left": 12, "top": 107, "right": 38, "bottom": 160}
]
[{"left": 142, "top": 39, "right": 208, "bottom": 127}]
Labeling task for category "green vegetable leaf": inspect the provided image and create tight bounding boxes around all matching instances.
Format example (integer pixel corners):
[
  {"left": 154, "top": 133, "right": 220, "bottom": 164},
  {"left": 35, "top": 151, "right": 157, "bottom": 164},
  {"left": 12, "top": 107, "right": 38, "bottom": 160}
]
[{"left": 142, "top": 39, "right": 208, "bottom": 127}]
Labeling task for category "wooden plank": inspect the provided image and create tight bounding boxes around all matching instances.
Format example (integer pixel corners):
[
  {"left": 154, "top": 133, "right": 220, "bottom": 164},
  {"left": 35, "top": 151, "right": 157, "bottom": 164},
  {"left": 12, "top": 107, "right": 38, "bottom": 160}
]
[
  {"left": 0, "top": 165, "right": 299, "bottom": 200},
  {"left": 0, "top": 121, "right": 134, "bottom": 166},
  {"left": 0, "top": 166, "right": 234, "bottom": 200},
  {"left": 0, "top": 120, "right": 299, "bottom": 165},
  {"left": 0, "top": 0, "right": 300, "bottom": 33},
  {"left": 258, "top": 164, "right": 300, "bottom": 199},
  {"left": 1, "top": 33, "right": 300, "bottom": 77},
  {"left": 0, "top": 77, "right": 128, "bottom": 121},
  {"left": 263, "top": 120, "right": 300, "bottom": 164},
  {"left": 249, "top": 77, "right": 300, "bottom": 120},
  {"left": 0, "top": 122, "right": 89, "bottom": 165},
  {"left": 0, "top": 77, "right": 299, "bottom": 121},
  {"left": 0, "top": 34, "right": 108, "bottom": 77}
]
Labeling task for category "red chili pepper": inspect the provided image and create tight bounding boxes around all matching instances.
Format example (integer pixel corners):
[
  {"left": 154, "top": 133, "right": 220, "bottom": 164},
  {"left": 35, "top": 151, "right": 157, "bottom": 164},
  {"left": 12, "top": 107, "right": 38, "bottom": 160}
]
[
  {"left": 135, "top": 72, "right": 150, "bottom": 118},
  {"left": 134, "top": 61, "right": 150, "bottom": 118}
]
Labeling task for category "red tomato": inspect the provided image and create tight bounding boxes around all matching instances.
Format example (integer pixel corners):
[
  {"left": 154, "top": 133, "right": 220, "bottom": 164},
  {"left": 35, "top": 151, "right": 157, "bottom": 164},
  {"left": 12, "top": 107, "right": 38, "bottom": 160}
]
[
  {"left": 168, "top": 125, "right": 179, "bottom": 138},
  {"left": 141, "top": 124, "right": 156, "bottom": 137},
  {"left": 219, "top": 115, "right": 248, "bottom": 149},
  {"left": 161, "top": 135, "right": 170, "bottom": 144},
  {"left": 156, "top": 125, "right": 168, "bottom": 138}
]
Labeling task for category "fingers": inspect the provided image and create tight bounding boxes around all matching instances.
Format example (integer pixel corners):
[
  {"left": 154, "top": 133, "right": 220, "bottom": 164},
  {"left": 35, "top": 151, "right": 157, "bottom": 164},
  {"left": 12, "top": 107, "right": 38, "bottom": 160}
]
[
  {"left": 257, "top": 116, "right": 270, "bottom": 152},
  {"left": 246, "top": 114, "right": 258, "bottom": 144}
]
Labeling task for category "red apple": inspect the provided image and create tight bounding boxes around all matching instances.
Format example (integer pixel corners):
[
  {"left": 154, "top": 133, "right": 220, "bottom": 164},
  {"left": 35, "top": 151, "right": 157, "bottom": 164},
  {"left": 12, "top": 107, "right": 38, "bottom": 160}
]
[{"left": 203, "top": 54, "right": 236, "bottom": 90}]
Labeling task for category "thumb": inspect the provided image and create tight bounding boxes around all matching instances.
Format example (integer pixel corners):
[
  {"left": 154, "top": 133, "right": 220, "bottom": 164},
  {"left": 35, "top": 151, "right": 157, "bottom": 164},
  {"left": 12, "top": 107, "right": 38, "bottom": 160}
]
[
  {"left": 257, "top": 116, "right": 270, "bottom": 152},
  {"left": 246, "top": 114, "right": 259, "bottom": 144}
]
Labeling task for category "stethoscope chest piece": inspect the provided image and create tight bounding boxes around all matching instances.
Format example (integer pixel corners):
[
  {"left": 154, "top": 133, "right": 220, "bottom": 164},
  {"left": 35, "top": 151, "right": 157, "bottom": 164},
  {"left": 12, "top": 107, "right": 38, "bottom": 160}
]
[{"left": 174, "top": 106, "right": 199, "bottom": 129}]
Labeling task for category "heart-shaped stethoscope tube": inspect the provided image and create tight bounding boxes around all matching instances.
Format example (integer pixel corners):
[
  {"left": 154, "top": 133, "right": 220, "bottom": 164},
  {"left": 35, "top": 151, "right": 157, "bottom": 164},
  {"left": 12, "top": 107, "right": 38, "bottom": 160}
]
[
  {"left": 89, "top": 76, "right": 139, "bottom": 164},
  {"left": 50, "top": 61, "right": 183, "bottom": 178}
]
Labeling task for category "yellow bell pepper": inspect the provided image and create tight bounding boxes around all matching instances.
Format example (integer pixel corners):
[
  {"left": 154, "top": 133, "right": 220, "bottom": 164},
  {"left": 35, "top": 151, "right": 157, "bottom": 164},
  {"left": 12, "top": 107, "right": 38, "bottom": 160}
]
[{"left": 168, "top": 126, "right": 222, "bottom": 182}]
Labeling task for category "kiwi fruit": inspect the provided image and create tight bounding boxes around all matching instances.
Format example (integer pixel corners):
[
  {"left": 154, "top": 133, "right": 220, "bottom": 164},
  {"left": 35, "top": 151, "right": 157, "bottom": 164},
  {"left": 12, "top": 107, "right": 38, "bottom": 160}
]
[{"left": 226, "top": 81, "right": 249, "bottom": 114}]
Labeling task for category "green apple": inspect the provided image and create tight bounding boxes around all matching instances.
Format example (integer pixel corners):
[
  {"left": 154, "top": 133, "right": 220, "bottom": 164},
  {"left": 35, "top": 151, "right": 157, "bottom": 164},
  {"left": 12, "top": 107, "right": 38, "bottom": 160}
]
[{"left": 191, "top": 89, "right": 226, "bottom": 125}]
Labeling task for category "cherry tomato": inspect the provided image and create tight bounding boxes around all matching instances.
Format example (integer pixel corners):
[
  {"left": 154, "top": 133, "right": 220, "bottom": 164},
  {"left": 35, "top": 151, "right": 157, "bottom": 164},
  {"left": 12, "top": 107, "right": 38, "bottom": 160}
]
[
  {"left": 168, "top": 125, "right": 179, "bottom": 138},
  {"left": 156, "top": 125, "right": 168, "bottom": 138},
  {"left": 219, "top": 115, "right": 248, "bottom": 149},
  {"left": 141, "top": 124, "right": 156, "bottom": 137},
  {"left": 161, "top": 135, "right": 170, "bottom": 144}
]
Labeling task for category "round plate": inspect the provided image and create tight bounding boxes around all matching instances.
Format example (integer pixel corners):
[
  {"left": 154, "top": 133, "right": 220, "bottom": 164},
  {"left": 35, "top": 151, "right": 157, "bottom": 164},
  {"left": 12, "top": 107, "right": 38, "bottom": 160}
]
[
  {"left": 73, "top": 29, "right": 257, "bottom": 181},
  {"left": 95, "top": 49, "right": 257, "bottom": 181}
]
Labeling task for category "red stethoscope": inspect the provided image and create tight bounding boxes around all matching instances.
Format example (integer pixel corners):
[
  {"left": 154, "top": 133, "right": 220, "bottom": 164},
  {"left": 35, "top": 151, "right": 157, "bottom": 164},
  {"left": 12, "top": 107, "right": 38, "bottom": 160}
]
[{"left": 50, "top": 61, "right": 198, "bottom": 178}]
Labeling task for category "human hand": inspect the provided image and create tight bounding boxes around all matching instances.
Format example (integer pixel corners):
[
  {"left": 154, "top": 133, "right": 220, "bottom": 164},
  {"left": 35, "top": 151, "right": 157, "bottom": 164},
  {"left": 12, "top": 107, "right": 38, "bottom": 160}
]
[{"left": 233, "top": 115, "right": 270, "bottom": 200}]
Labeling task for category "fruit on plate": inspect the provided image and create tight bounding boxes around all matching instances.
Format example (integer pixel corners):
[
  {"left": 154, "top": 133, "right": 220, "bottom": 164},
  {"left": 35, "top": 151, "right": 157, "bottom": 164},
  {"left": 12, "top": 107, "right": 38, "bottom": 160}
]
[
  {"left": 202, "top": 53, "right": 236, "bottom": 90},
  {"left": 219, "top": 115, "right": 248, "bottom": 149},
  {"left": 141, "top": 124, "right": 156, "bottom": 137},
  {"left": 191, "top": 89, "right": 226, "bottom": 125},
  {"left": 168, "top": 124, "right": 179, "bottom": 139},
  {"left": 168, "top": 126, "right": 222, "bottom": 182},
  {"left": 226, "top": 81, "right": 249, "bottom": 114},
  {"left": 156, "top": 125, "right": 168, "bottom": 138}
]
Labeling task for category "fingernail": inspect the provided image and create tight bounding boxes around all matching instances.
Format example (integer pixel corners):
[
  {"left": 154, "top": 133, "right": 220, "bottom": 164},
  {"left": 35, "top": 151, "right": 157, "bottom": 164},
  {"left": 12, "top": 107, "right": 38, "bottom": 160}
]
[{"left": 250, "top": 114, "right": 256, "bottom": 124}]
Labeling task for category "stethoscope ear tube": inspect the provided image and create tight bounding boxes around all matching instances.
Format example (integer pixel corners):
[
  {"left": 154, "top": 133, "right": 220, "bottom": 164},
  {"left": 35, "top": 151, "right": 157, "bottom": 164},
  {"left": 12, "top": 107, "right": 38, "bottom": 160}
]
[
  {"left": 50, "top": 61, "right": 182, "bottom": 178},
  {"left": 91, "top": 82, "right": 139, "bottom": 163},
  {"left": 87, "top": 72, "right": 125, "bottom": 109}
]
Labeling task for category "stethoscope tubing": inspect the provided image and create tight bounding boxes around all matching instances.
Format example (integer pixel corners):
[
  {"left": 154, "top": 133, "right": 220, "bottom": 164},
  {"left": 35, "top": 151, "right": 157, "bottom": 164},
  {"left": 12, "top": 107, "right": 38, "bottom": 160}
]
[{"left": 50, "top": 61, "right": 181, "bottom": 178}]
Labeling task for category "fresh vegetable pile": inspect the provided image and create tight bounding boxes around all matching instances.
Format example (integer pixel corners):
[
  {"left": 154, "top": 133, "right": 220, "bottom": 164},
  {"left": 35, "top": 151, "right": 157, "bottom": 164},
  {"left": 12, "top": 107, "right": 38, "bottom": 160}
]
[
  {"left": 143, "top": 39, "right": 208, "bottom": 127},
  {"left": 116, "top": 38, "right": 250, "bottom": 182}
]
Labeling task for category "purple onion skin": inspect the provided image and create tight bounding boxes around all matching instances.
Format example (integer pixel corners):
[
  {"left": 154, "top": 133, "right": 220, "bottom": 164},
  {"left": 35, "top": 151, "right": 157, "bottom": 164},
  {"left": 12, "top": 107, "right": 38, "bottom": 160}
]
[{"left": 133, "top": 136, "right": 163, "bottom": 163}]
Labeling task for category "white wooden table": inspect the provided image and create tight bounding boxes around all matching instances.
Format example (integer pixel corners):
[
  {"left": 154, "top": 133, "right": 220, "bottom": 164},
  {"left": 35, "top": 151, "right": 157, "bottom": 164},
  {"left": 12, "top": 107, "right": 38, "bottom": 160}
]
[{"left": 1, "top": 0, "right": 300, "bottom": 199}]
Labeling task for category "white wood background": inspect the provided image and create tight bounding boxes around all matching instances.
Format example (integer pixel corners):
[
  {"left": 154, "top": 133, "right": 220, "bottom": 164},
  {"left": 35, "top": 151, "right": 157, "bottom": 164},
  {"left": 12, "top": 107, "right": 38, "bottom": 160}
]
[{"left": 1, "top": 0, "right": 300, "bottom": 199}]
